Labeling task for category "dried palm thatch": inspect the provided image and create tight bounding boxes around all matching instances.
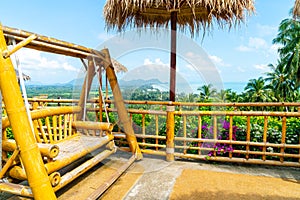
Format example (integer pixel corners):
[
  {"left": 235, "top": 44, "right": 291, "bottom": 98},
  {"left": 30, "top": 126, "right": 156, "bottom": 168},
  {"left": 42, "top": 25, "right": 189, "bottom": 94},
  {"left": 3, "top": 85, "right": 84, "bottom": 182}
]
[
  {"left": 293, "top": 0, "right": 300, "bottom": 18},
  {"left": 111, "top": 58, "right": 128, "bottom": 73},
  {"left": 104, "top": 0, "right": 255, "bottom": 35},
  {"left": 104, "top": 0, "right": 255, "bottom": 101}
]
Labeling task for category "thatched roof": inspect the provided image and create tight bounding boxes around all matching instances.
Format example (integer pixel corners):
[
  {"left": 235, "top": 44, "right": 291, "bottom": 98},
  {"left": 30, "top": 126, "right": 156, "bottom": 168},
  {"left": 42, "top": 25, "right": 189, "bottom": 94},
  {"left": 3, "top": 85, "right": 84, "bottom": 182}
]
[
  {"left": 104, "top": 0, "right": 255, "bottom": 35},
  {"left": 294, "top": 0, "right": 300, "bottom": 18}
]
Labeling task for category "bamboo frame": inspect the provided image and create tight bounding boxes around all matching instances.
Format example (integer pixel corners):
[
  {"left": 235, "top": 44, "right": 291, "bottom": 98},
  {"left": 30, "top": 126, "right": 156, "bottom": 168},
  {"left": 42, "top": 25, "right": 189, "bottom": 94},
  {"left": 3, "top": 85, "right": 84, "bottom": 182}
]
[
  {"left": 0, "top": 24, "right": 56, "bottom": 199},
  {"left": 0, "top": 25, "right": 142, "bottom": 199}
]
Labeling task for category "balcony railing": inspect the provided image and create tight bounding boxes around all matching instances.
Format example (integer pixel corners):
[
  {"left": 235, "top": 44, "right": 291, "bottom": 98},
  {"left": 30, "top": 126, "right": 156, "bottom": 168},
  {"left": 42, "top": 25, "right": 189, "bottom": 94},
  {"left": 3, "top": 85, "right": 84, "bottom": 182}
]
[{"left": 26, "top": 98, "right": 300, "bottom": 167}]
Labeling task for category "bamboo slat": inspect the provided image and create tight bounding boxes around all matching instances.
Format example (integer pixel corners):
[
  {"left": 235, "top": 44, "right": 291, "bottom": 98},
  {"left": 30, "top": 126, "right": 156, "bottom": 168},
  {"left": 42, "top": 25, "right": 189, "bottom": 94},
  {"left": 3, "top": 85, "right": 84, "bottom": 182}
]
[
  {"left": 262, "top": 116, "right": 268, "bottom": 161},
  {"left": 281, "top": 117, "right": 287, "bottom": 162},
  {"left": 45, "top": 117, "right": 53, "bottom": 143},
  {"left": 229, "top": 116, "right": 233, "bottom": 158},
  {"left": 53, "top": 115, "right": 58, "bottom": 142},
  {"left": 246, "top": 116, "right": 251, "bottom": 159},
  {"left": 183, "top": 115, "right": 187, "bottom": 154},
  {"left": 155, "top": 115, "right": 159, "bottom": 151},
  {"left": 198, "top": 115, "right": 202, "bottom": 155}
]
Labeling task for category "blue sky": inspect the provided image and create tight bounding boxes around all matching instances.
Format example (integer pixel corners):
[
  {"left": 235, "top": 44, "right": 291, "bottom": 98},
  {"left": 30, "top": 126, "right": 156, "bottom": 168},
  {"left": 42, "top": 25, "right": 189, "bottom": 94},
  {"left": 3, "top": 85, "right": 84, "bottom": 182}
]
[{"left": 0, "top": 0, "right": 296, "bottom": 92}]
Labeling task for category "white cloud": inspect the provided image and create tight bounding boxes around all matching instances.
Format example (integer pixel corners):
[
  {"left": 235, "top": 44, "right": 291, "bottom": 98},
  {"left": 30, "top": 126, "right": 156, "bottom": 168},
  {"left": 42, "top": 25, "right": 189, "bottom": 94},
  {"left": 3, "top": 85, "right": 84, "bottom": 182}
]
[
  {"left": 236, "top": 45, "right": 252, "bottom": 52},
  {"left": 10, "top": 48, "right": 80, "bottom": 84},
  {"left": 143, "top": 58, "right": 168, "bottom": 66},
  {"left": 248, "top": 37, "right": 268, "bottom": 50},
  {"left": 256, "top": 24, "right": 277, "bottom": 37},
  {"left": 254, "top": 64, "right": 269, "bottom": 71},
  {"left": 16, "top": 48, "right": 78, "bottom": 72},
  {"left": 236, "top": 37, "right": 278, "bottom": 58},
  {"left": 208, "top": 55, "right": 230, "bottom": 67}
]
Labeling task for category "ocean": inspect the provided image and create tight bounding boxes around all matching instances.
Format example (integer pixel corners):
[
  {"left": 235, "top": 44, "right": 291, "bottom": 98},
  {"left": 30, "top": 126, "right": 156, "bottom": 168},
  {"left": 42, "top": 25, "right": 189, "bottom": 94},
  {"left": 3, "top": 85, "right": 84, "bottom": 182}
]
[{"left": 152, "top": 82, "right": 247, "bottom": 94}]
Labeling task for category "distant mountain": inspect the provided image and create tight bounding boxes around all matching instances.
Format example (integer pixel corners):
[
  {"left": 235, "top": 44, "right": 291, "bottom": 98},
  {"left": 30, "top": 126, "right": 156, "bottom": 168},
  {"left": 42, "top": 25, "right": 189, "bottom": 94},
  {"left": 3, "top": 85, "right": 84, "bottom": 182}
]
[{"left": 119, "top": 78, "right": 166, "bottom": 87}]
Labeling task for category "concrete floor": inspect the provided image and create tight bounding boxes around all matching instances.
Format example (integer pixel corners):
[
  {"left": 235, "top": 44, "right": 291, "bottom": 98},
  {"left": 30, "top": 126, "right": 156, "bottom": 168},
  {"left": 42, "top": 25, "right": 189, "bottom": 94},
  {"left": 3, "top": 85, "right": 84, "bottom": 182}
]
[{"left": 2, "top": 149, "right": 300, "bottom": 199}]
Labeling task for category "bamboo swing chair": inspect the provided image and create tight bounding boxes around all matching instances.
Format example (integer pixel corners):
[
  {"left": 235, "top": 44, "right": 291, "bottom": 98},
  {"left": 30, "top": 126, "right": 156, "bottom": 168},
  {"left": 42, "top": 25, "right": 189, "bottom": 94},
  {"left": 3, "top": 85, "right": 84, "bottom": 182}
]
[{"left": 0, "top": 24, "right": 142, "bottom": 200}]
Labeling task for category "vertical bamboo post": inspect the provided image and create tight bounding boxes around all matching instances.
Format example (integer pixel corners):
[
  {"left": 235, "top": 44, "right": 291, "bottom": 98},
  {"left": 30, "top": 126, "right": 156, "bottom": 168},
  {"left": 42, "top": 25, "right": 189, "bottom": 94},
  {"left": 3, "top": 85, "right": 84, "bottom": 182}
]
[
  {"left": 246, "top": 116, "right": 251, "bottom": 160},
  {"left": 262, "top": 116, "right": 268, "bottom": 161},
  {"left": 166, "top": 105, "right": 175, "bottom": 161},
  {"left": 142, "top": 114, "right": 145, "bottom": 149},
  {"left": 0, "top": 24, "right": 56, "bottom": 199},
  {"left": 198, "top": 115, "right": 202, "bottom": 155},
  {"left": 183, "top": 115, "right": 187, "bottom": 154},
  {"left": 155, "top": 115, "right": 159, "bottom": 151},
  {"left": 280, "top": 116, "right": 286, "bottom": 163},
  {"left": 101, "top": 48, "right": 142, "bottom": 160},
  {"left": 229, "top": 116, "right": 233, "bottom": 159},
  {"left": 213, "top": 115, "right": 217, "bottom": 157}
]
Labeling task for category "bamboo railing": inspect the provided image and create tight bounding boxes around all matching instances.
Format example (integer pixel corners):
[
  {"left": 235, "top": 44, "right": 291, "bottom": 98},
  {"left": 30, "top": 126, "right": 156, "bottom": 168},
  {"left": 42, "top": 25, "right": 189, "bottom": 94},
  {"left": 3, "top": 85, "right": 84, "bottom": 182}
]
[{"left": 25, "top": 98, "right": 300, "bottom": 167}]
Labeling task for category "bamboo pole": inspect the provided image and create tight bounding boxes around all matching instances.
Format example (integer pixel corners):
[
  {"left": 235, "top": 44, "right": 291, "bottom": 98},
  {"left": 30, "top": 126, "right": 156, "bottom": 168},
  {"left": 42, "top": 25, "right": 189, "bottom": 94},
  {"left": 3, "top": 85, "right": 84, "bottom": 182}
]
[
  {"left": 0, "top": 182, "right": 33, "bottom": 197},
  {"left": 2, "top": 34, "right": 37, "bottom": 58},
  {"left": 246, "top": 116, "right": 251, "bottom": 159},
  {"left": 262, "top": 116, "right": 268, "bottom": 161},
  {"left": 2, "top": 26, "right": 106, "bottom": 61},
  {"left": 53, "top": 149, "right": 115, "bottom": 192},
  {"left": 155, "top": 115, "right": 159, "bottom": 151},
  {"left": 86, "top": 155, "right": 136, "bottom": 200},
  {"left": 198, "top": 115, "right": 202, "bottom": 155},
  {"left": 142, "top": 114, "right": 146, "bottom": 149},
  {"left": 0, "top": 24, "right": 56, "bottom": 200},
  {"left": 72, "top": 121, "right": 113, "bottom": 132},
  {"left": 166, "top": 106, "right": 175, "bottom": 161},
  {"left": 102, "top": 48, "right": 142, "bottom": 160},
  {"left": 78, "top": 59, "right": 95, "bottom": 120},
  {"left": 281, "top": 116, "right": 287, "bottom": 162},
  {"left": 173, "top": 152, "right": 300, "bottom": 167},
  {"left": 229, "top": 116, "right": 233, "bottom": 158},
  {"left": 183, "top": 115, "right": 187, "bottom": 154},
  {"left": 213, "top": 116, "right": 217, "bottom": 157}
]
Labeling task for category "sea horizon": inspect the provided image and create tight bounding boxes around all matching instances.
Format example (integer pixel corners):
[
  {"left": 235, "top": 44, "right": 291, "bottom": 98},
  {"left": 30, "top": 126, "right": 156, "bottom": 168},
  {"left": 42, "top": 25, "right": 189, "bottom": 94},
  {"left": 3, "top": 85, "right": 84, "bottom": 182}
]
[{"left": 152, "top": 82, "right": 247, "bottom": 94}]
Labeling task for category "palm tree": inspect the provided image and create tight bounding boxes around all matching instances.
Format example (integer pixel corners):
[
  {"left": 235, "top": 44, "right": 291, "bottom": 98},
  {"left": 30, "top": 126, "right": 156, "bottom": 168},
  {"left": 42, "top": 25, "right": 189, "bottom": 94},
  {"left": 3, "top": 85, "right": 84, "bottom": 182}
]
[
  {"left": 244, "top": 77, "right": 270, "bottom": 102},
  {"left": 272, "top": 17, "right": 300, "bottom": 82},
  {"left": 214, "top": 89, "right": 233, "bottom": 102},
  {"left": 226, "top": 90, "right": 243, "bottom": 102},
  {"left": 265, "top": 63, "right": 295, "bottom": 102},
  {"left": 197, "top": 84, "right": 217, "bottom": 102}
]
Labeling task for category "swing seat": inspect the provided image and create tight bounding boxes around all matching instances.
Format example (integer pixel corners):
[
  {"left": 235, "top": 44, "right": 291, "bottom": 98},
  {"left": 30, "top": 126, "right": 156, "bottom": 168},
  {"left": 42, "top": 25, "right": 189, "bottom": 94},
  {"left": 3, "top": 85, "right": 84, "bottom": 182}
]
[{"left": 1, "top": 106, "right": 116, "bottom": 185}]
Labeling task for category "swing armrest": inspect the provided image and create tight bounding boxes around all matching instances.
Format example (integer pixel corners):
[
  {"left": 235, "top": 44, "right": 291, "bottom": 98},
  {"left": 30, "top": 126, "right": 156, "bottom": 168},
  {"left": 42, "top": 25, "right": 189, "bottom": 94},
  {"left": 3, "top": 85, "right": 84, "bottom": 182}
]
[{"left": 72, "top": 121, "right": 113, "bottom": 132}]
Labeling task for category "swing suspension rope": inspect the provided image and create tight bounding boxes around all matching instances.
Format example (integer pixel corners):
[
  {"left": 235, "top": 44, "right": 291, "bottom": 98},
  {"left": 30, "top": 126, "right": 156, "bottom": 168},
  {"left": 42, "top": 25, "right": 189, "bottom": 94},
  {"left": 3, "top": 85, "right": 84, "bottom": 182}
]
[
  {"left": 10, "top": 38, "right": 34, "bottom": 133},
  {"left": 93, "top": 58, "right": 109, "bottom": 124}
]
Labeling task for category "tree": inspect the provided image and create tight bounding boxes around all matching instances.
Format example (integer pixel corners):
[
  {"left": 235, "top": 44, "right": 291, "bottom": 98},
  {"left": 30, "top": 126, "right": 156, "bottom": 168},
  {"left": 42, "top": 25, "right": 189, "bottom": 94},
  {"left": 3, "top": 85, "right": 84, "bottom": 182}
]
[
  {"left": 272, "top": 17, "right": 300, "bottom": 82},
  {"left": 265, "top": 63, "right": 295, "bottom": 102},
  {"left": 244, "top": 77, "right": 270, "bottom": 102},
  {"left": 197, "top": 84, "right": 217, "bottom": 102}
]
